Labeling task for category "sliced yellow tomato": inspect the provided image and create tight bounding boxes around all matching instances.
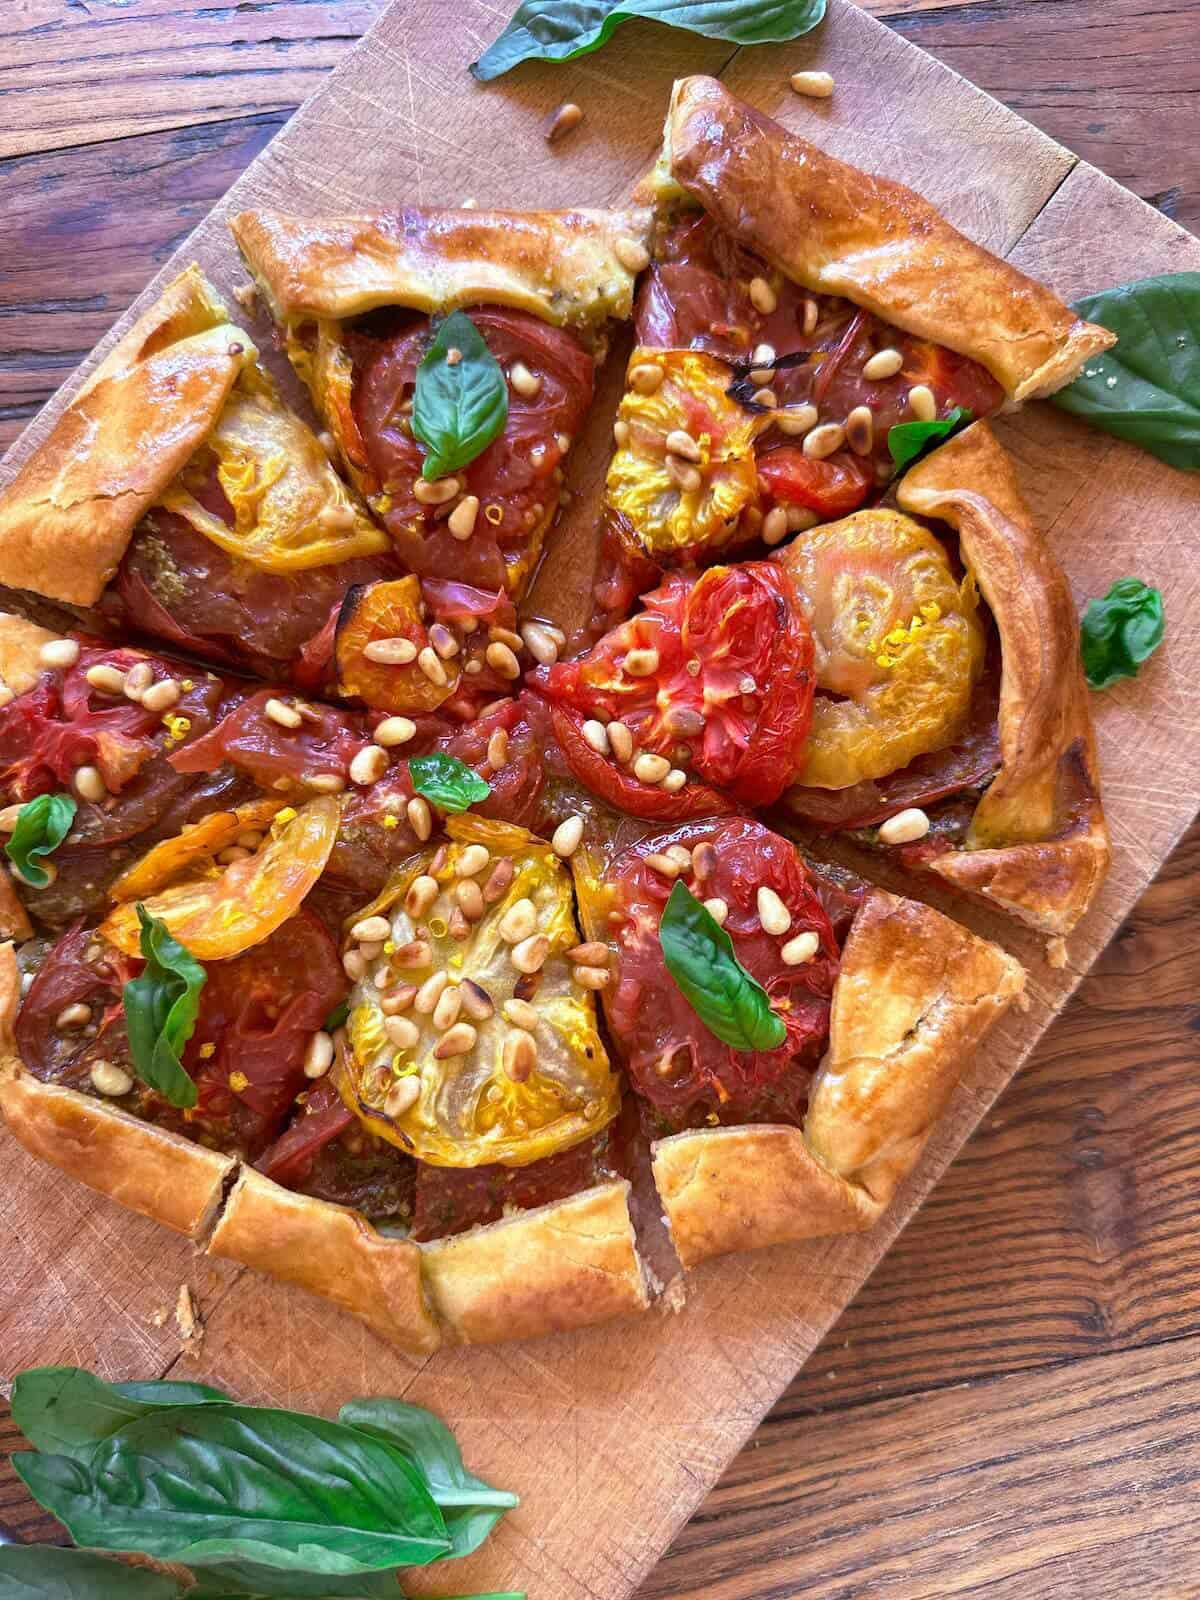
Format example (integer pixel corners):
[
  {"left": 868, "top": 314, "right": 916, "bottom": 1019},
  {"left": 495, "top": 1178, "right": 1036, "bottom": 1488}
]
[
  {"left": 335, "top": 575, "right": 458, "bottom": 713},
  {"left": 158, "top": 377, "right": 389, "bottom": 573},
  {"left": 339, "top": 815, "right": 619, "bottom": 1168},
  {"left": 100, "top": 796, "right": 341, "bottom": 961},
  {"left": 108, "top": 799, "right": 286, "bottom": 904},
  {"left": 605, "top": 347, "right": 762, "bottom": 559}
]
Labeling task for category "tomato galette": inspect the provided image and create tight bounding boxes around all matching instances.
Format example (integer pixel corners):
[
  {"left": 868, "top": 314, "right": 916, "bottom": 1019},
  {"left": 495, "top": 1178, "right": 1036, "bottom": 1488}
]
[{"left": 0, "top": 75, "right": 1108, "bottom": 1353}]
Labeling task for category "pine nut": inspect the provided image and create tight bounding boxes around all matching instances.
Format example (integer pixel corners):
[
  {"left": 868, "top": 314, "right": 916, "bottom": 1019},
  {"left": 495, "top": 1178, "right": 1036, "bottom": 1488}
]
[
  {"left": 489, "top": 625, "right": 524, "bottom": 650},
  {"left": 623, "top": 650, "right": 661, "bottom": 685},
  {"left": 499, "top": 898, "right": 537, "bottom": 943},
  {"left": 393, "top": 938, "right": 433, "bottom": 969},
  {"left": 878, "top": 807, "right": 931, "bottom": 845},
  {"left": 90, "top": 1060, "right": 133, "bottom": 1096},
  {"left": 364, "top": 637, "right": 418, "bottom": 665},
  {"left": 790, "top": 69, "right": 834, "bottom": 98},
  {"left": 782, "top": 931, "right": 821, "bottom": 965},
  {"left": 265, "top": 697, "right": 302, "bottom": 729},
  {"left": 414, "top": 971, "right": 449, "bottom": 1013},
  {"left": 39, "top": 639, "right": 80, "bottom": 670},
  {"left": 483, "top": 858, "right": 515, "bottom": 902},
  {"left": 703, "top": 897, "right": 729, "bottom": 925},
  {"left": 663, "top": 844, "right": 693, "bottom": 871},
  {"left": 644, "top": 852, "right": 683, "bottom": 879},
  {"left": 405, "top": 874, "right": 439, "bottom": 917},
  {"left": 384, "top": 1076, "right": 421, "bottom": 1117},
  {"left": 343, "top": 948, "right": 368, "bottom": 981},
  {"left": 749, "top": 276, "right": 778, "bottom": 314},
  {"left": 418, "top": 647, "right": 448, "bottom": 685},
  {"left": 788, "top": 506, "right": 821, "bottom": 532},
  {"left": 662, "top": 769, "right": 687, "bottom": 792},
  {"left": 448, "top": 495, "right": 480, "bottom": 540},
  {"left": 568, "top": 942, "right": 610, "bottom": 966},
  {"left": 141, "top": 678, "right": 181, "bottom": 713},
  {"left": 511, "top": 934, "right": 550, "bottom": 974},
  {"left": 608, "top": 722, "right": 634, "bottom": 763},
  {"left": 776, "top": 403, "right": 818, "bottom": 437},
  {"left": 503, "top": 998, "right": 539, "bottom": 1030},
  {"left": 752, "top": 386, "right": 778, "bottom": 409},
  {"left": 552, "top": 814, "right": 584, "bottom": 858},
  {"left": 573, "top": 965, "right": 610, "bottom": 990},
  {"left": 413, "top": 476, "right": 459, "bottom": 506},
  {"left": 582, "top": 720, "right": 611, "bottom": 755},
  {"left": 751, "top": 341, "right": 776, "bottom": 371},
  {"left": 544, "top": 101, "right": 583, "bottom": 142},
  {"left": 435, "top": 1021, "right": 477, "bottom": 1059},
  {"left": 432, "top": 984, "right": 462, "bottom": 1030},
  {"left": 381, "top": 983, "right": 418, "bottom": 1015},
  {"left": 85, "top": 663, "right": 127, "bottom": 696},
  {"left": 757, "top": 885, "right": 792, "bottom": 935},
  {"left": 309, "top": 773, "right": 346, "bottom": 793},
  {"left": 502, "top": 1029, "right": 538, "bottom": 1083},
  {"left": 351, "top": 914, "right": 391, "bottom": 943},
  {"left": 303, "top": 1030, "right": 335, "bottom": 1078},
  {"left": 634, "top": 752, "right": 671, "bottom": 784},
  {"left": 487, "top": 727, "right": 509, "bottom": 767},
  {"left": 613, "top": 418, "right": 631, "bottom": 447},
  {"left": 455, "top": 879, "right": 484, "bottom": 921},
  {"left": 406, "top": 797, "right": 433, "bottom": 840},
  {"left": 762, "top": 506, "right": 790, "bottom": 546},
  {"left": 664, "top": 428, "right": 701, "bottom": 462},
  {"left": 429, "top": 623, "right": 459, "bottom": 660},
  {"left": 374, "top": 716, "right": 416, "bottom": 748},
  {"left": 460, "top": 980, "right": 495, "bottom": 1021},
  {"left": 385, "top": 1015, "right": 420, "bottom": 1050},
  {"left": 846, "top": 405, "right": 874, "bottom": 456},
  {"left": 350, "top": 745, "right": 388, "bottom": 786},
  {"left": 455, "top": 843, "right": 491, "bottom": 877},
  {"left": 74, "top": 765, "right": 107, "bottom": 803},
  {"left": 863, "top": 347, "right": 904, "bottom": 381},
  {"left": 692, "top": 842, "right": 717, "bottom": 880},
  {"left": 802, "top": 297, "right": 820, "bottom": 336},
  {"left": 123, "top": 662, "right": 155, "bottom": 700},
  {"left": 803, "top": 422, "right": 846, "bottom": 459},
  {"left": 485, "top": 641, "right": 521, "bottom": 680},
  {"left": 615, "top": 236, "right": 651, "bottom": 273},
  {"left": 55, "top": 1002, "right": 92, "bottom": 1029},
  {"left": 521, "top": 622, "right": 560, "bottom": 665},
  {"left": 216, "top": 846, "right": 251, "bottom": 866},
  {"left": 509, "top": 361, "right": 542, "bottom": 398},
  {"left": 908, "top": 385, "right": 937, "bottom": 422},
  {"left": 629, "top": 361, "right": 664, "bottom": 395}
]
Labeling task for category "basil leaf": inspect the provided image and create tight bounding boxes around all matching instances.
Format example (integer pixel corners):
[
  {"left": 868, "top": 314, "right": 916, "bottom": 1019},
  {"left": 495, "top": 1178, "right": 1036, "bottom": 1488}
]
[
  {"left": 12, "top": 1367, "right": 230, "bottom": 1461},
  {"left": 1050, "top": 272, "right": 1200, "bottom": 470},
  {"left": 122, "top": 906, "right": 204, "bottom": 1109},
  {"left": 325, "top": 999, "right": 350, "bottom": 1031},
  {"left": 340, "top": 1398, "right": 518, "bottom": 1560},
  {"left": 472, "top": 0, "right": 826, "bottom": 80},
  {"left": 5, "top": 792, "right": 76, "bottom": 889},
  {"left": 409, "top": 754, "right": 491, "bottom": 814},
  {"left": 12, "top": 1406, "right": 450, "bottom": 1579},
  {"left": 0, "top": 1545, "right": 184, "bottom": 1599},
  {"left": 1080, "top": 577, "right": 1165, "bottom": 689},
  {"left": 183, "top": 1559, "right": 403, "bottom": 1598},
  {"left": 412, "top": 312, "right": 508, "bottom": 481},
  {"left": 659, "top": 881, "right": 786, "bottom": 1053},
  {"left": 887, "top": 406, "right": 973, "bottom": 475}
]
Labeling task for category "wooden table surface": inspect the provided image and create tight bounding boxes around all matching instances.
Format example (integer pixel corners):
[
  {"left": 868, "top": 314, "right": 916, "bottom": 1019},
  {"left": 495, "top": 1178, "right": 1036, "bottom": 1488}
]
[{"left": 1, "top": 3, "right": 1198, "bottom": 1597}]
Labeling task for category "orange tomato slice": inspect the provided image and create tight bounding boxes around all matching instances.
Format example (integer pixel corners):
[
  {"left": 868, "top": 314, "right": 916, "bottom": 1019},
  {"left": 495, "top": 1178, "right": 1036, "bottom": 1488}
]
[
  {"left": 108, "top": 799, "right": 286, "bottom": 905},
  {"left": 100, "top": 796, "right": 341, "bottom": 961},
  {"left": 335, "top": 575, "right": 459, "bottom": 713}
]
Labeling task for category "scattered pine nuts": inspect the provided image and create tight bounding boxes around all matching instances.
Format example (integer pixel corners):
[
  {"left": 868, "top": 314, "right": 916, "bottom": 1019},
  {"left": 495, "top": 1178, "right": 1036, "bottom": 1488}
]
[
  {"left": 863, "top": 347, "right": 904, "bottom": 381},
  {"left": 845, "top": 405, "right": 875, "bottom": 455},
  {"left": 502, "top": 1029, "right": 538, "bottom": 1083},
  {"left": 633, "top": 752, "right": 671, "bottom": 784},
  {"left": 908, "top": 385, "right": 937, "bottom": 422},
  {"left": 511, "top": 934, "right": 550, "bottom": 974},
  {"left": 762, "top": 506, "right": 790, "bottom": 546},
  {"left": 624, "top": 647, "right": 660, "bottom": 678},
  {"left": 544, "top": 101, "right": 583, "bottom": 142},
  {"left": 748, "top": 276, "right": 778, "bottom": 314},
  {"left": 85, "top": 663, "right": 126, "bottom": 696},
  {"left": 90, "top": 1060, "right": 133, "bottom": 1096},
  {"left": 664, "top": 428, "right": 701, "bottom": 462},
  {"left": 485, "top": 641, "right": 521, "bottom": 680},
  {"left": 141, "top": 678, "right": 181, "bottom": 713},
  {"left": 703, "top": 897, "right": 729, "bottom": 925},
  {"left": 74, "top": 765, "right": 107, "bottom": 803},
  {"left": 386, "top": 1014, "right": 420, "bottom": 1050},
  {"left": 393, "top": 937, "right": 433, "bottom": 969},
  {"left": 351, "top": 914, "right": 391, "bottom": 943},
  {"left": 303, "top": 1030, "right": 335, "bottom": 1078},
  {"left": 343, "top": 948, "right": 368, "bottom": 981},
  {"left": 752, "top": 386, "right": 779, "bottom": 409},
  {"left": 878, "top": 807, "right": 931, "bottom": 845},
  {"left": 521, "top": 622, "right": 560, "bottom": 665},
  {"left": 435, "top": 1021, "right": 477, "bottom": 1059},
  {"left": 308, "top": 773, "right": 346, "bottom": 794},
  {"left": 407, "top": 797, "right": 433, "bottom": 841},
  {"left": 757, "top": 885, "right": 792, "bottom": 936},
  {"left": 415, "top": 971, "right": 449, "bottom": 1013},
  {"left": 790, "top": 69, "right": 834, "bottom": 98},
  {"left": 776, "top": 403, "right": 819, "bottom": 437},
  {"left": 803, "top": 422, "right": 846, "bottom": 459},
  {"left": 613, "top": 418, "right": 631, "bottom": 448},
  {"left": 503, "top": 997, "right": 539, "bottom": 1030},
  {"left": 607, "top": 722, "right": 634, "bottom": 763},
  {"left": 418, "top": 646, "right": 449, "bottom": 685},
  {"left": 644, "top": 852, "right": 683, "bottom": 880},
  {"left": 460, "top": 979, "right": 495, "bottom": 1021},
  {"left": 429, "top": 623, "right": 459, "bottom": 660},
  {"left": 662, "top": 769, "right": 687, "bottom": 792},
  {"left": 483, "top": 858, "right": 515, "bottom": 903},
  {"left": 265, "top": 697, "right": 302, "bottom": 729},
  {"left": 456, "top": 843, "right": 491, "bottom": 877},
  {"left": 405, "top": 874, "right": 439, "bottom": 917},
  {"left": 802, "top": 297, "right": 820, "bottom": 336},
  {"left": 629, "top": 361, "right": 664, "bottom": 395},
  {"left": 349, "top": 745, "right": 388, "bottom": 786},
  {"left": 384, "top": 1076, "right": 421, "bottom": 1117},
  {"left": 552, "top": 814, "right": 584, "bottom": 857},
  {"left": 499, "top": 898, "right": 537, "bottom": 943},
  {"left": 413, "top": 476, "right": 460, "bottom": 506},
  {"left": 448, "top": 495, "right": 480, "bottom": 540},
  {"left": 582, "top": 719, "right": 610, "bottom": 755},
  {"left": 39, "top": 639, "right": 80, "bottom": 670},
  {"left": 782, "top": 931, "right": 820, "bottom": 965},
  {"left": 568, "top": 942, "right": 609, "bottom": 966},
  {"left": 432, "top": 983, "right": 463, "bottom": 1030},
  {"left": 487, "top": 727, "right": 509, "bottom": 768},
  {"left": 364, "top": 637, "right": 418, "bottom": 665},
  {"left": 573, "top": 965, "right": 610, "bottom": 990},
  {"left": 55, "top": 1002, "right": 92, "bottom": 1029},
  {"left": 509, "top": 361, "right": 542, "bottom": 398},
  {"left": 374, "top": 716, "right": 417, "bottom": 748}
]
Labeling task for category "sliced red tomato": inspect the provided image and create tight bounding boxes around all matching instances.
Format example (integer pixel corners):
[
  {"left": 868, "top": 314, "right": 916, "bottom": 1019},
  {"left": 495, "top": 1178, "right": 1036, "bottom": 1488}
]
[
  {"left": 15, "top": 923, "right": 136, "bottom": 1093},
  {"left": 533, "top": 562, "right": 814, "bottom": 811},
  {"left": 171, "top": 690, "right": 370, "bottom": 790},
  {"left": 607, "top": 818, "right": 840, "bottom": 1131},
  {"left": 756, "top": 447, "right": 874, "bottom": 519},
  {"left": 256, "top": 1074, "right": 416, "bottom": 1218},
  {"left": 335, "top": 576, "right": 458, "bottom": 713}
]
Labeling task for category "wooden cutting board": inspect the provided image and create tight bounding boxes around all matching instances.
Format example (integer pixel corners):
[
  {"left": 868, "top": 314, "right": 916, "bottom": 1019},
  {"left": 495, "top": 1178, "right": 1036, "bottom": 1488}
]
[{"left": 1, "top": 3, "right": 1198, "bottom": 1595}]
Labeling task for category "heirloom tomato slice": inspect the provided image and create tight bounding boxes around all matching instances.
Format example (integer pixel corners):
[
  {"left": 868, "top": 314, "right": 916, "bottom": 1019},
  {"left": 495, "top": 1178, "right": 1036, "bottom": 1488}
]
[{"left": 335, "top": 575, "right": 459, "bottom": 713}]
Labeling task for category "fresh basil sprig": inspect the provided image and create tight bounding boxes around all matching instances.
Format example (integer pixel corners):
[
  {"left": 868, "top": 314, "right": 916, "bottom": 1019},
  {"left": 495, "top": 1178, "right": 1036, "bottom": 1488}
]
[
  {"left": 12, "top": 1367, "right": 229, "bottom": 1460},
  {"left": 409, "top": 753, "right": 491, "bottom": 813},
  {"left": 5, "top": 792, "right": 76, "bottom": 888},
  {"left": 412, "top": 312, "right": 508, "bottom": 481},
  {"left": 121, "top": 906, "right": 205, "bottom": 1108},
  {"left": 887, "top": 405, "right": 972, "bottom": 475},
  {"left": 659, "top": 880, "right": 786, "bottom": 1053},
  {"left": 0, "top": 1545, "right": 183, "bottom": 1599},
  {"left": 1050, "top": 272, "right": 1200, "bottom": 471},
  {"left": 1080, "top": 577, "right": 1165, "bottom": 689},
  {"left": 472, "top": 0, "right": 826, "bottom": 80}
]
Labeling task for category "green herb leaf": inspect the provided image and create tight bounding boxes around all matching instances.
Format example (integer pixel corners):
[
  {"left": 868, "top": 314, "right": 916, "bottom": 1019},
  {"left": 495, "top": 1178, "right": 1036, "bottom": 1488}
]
[
  {"left": 183, "top": 1559, "right": 404, "bottom": 1598},
  {"left": 1050, "top": 272, "right": 1200, "bottom": 470},
  {"left": 340, "top": 1398, "right": 519, "bottom": 1560},
  {"left": 411, "top": 312, "right": 508, "bottom": 481},
  {"left": 5, "top": 793, "right": 76, "bottom": 889},
  {"left": 1080, "top": 577, "right": 1165, "bottom": 689},
  {"left": 887, "top": 406, "right": 973, "bottom": 476},
  {"left": 122, "top": 907, "right": 205, "bottom": 1108},
  {"left": 12, "top": 1405, "right": 450, "bottom": 1587},
  {"left": 324, "top": 1000, "right": 350, "bottom": 1032},
  {"left": 659, "top": 881, "right": 786, "bottom": 1053},
  {"left": 472, "top": 0, "right": 826, "bottom": 80},
  {"left": 0, "top": 1545, "right": 185, "bottom": 1599},
  {"left": 408, "top": 754, "right": 491, "bottom": 814},
  {"left": 12, "top": 1367, "right": 231, "bottom": 1461}
]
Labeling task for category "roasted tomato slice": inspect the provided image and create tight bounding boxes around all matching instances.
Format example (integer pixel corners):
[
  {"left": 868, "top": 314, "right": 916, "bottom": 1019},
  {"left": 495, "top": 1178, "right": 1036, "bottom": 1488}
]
[
  {"left": 533, "top": 562, "right": 814, "bottom": 811},
  {"left": 339, "top": 815, "right": 619, "bottom": 1168},
  {"left": 335, "top": 576, "right": 459, "bottom": 713},
  {"left": 595, "top": 817, "right": 840, "bottom": 1130},
  {"left": 171, "top": 690, "right": 373, "bottom": 791},
  {"left": 15, "top": 924, "right": 137, "bottom": 1093},
  {"left": 756, "top": 447, "right": 874, "bottom": 520},
  {"left": 100, "top": 796, "right": 340, "bottom": 960}
]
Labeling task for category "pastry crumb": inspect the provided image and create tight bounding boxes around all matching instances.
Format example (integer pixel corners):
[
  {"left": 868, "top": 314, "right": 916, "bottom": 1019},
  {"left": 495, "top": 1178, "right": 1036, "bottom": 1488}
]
[
  {"left": 232, "top": 281, "right": 257, "bottom": 312},
  {"left": 149, "top": 1305, "right": 169, "bottom": 1328},
  {"left": 175, "top": 1282, "right": 203, "bottom": 1346},
  {"left": 658, "top": 1276, "right": 687, "bottom": 1316},
  {"left": 1046, "top": 936, "right": 1069, "bottom": 969}
]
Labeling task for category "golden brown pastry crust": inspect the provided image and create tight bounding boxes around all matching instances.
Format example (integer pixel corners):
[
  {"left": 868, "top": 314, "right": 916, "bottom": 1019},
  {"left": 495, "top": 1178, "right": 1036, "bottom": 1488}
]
[
  {"left": 652, "top": 1126, "right": 880, "bottom": 1269},
  {"left": 897, "top": 422, "right": 1110, "bottom": 935},
  {"left": 0, "top": 266, "right": 250, "bottom": 606},
  {"left": 804, "top": 889, "right": 1025, "bottom": 1205},
  {"left": 207, "top": 1168, "right": 441, "bottom": 1356},
  {"left": 419, "top": 1180, "right": 648, "bottom": 1345},
  {"left": 231, "top": 206, "right": 653, "bottom": 331},
  {"left": 655, "top": 76, "right": 1114, "bottom": 403},
  {"left": 0, "top": 612, "right": 56, "bottom": 695}
]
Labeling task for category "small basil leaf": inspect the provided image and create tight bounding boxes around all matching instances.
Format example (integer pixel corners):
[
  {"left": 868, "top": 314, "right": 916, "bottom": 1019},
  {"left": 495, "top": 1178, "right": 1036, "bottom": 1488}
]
[
  {"left": 659, "top": 881, "right": 786, "bottom": 1053},
  {"left": 5, "top": 793, "right": 76, "bottom": 889},
  {"left": 12, "top": 1406, "right": 449, "bottom": 1575},
  {"left": 122, "top": 906, "right": 204, "bottom": 1109},
  {"left": 11, "top": 1367, "right": 230, "bottom": 1461},
  {"left": 1080, "top": 577, "right": 1165, "bottom": 689},
  {"left": 1050, "top": 272, "right": 1200, "bottom": 470},
  {"left": 340, "top": 1398, "right": 518, "bottom": 1560},
  {"left": 409, "top": 754, "right": 491, "bottom": 814},
  {"left": 887, "top": 406, "right": 973, "bottom": 475},
  {"left": 184, "top": 1559, "right": 404, "bottom": 1598},
  {"left": 325, "top": 1000, "right": 350, "bottom": 1032},
  {"left": 411, "top": 312, "right": 508, "bottom": 481},
  {"left": 0, "top": 1545, "right": 185, "bottom": 1599},
  {"left": 472, "top": 0, "right": 826, "bottom": 80}
]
